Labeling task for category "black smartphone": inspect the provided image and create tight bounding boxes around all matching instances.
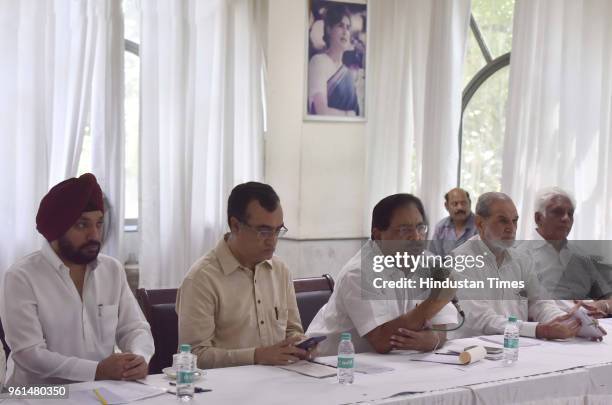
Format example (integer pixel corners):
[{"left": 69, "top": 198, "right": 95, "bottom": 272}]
[{"left": 296, "top": 336, "right": 327, "bottom": 350}]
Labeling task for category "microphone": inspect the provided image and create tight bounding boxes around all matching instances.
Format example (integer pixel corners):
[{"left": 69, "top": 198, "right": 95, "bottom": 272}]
[
  {"left": 451, "top": 296, "right": 466, "bottom": 320},
  {"left": 430, "top": 265, "right": 466, "bottom": 331}
]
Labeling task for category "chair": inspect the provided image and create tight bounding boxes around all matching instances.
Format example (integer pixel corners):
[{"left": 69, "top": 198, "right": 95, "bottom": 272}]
[
  {"left": 293, "top": 274, "right": 335, "bottom": 331},
  {"left": 135, "top": 288, "right": 178, "bottom": 374}
]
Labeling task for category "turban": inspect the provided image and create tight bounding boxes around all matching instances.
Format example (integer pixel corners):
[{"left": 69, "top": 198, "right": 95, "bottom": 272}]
[{"left": 36, "top": 173, "right": 105, "bottom": 241}]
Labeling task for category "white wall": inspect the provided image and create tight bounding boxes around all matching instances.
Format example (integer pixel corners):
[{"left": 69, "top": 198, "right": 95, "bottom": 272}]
[
  {"left": 275, "top": 238, "right": 365, "bottom": 280},
  {"left": 266, "top": 0, "right": 366, "bottom": 240},
  {"left": 265, "top": 0, "right": 368, "bottom": 277}
]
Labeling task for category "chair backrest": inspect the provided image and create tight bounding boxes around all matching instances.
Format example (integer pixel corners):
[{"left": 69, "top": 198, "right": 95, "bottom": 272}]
[
  {"left": 136, "top": 288, "right": 178, "bottom": 374},
  {"left": 0, "top": 317, "right": 10, "bottom": 360},
  {"left": 293, "top": 274, "right": 334, "bottom": 331},
  {"left": 135, "top": 276, "right": 335, "bottom": 372}
]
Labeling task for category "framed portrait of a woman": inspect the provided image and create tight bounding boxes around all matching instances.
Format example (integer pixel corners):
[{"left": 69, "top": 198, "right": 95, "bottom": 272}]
[{"left": 304, "top": 0, "right": 367, "bottom": 121}]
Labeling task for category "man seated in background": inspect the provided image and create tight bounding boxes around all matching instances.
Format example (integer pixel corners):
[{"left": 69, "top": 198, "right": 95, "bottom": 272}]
[
  {"left": 516, "top": 187, "right": 612, "bottom": 315},
  {"left": 1, "top": 174, "right": 154, "bottom": 385},
  {"left": 451, "top": 192, "right": 582, "bottom": 340},
  {"left": 430, "top": 188, "right": 477, "bottom": 256},
  {"left": 307, "top": 194, "right": 458, "bottom": 356},
  {"left": 176, "top": 182, "right": 308, "bottom": 369}
]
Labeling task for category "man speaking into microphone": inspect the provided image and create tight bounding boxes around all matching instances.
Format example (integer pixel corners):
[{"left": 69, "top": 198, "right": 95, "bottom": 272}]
[{"left": 306, "top": 194, "right": 458, "bottom": 356}]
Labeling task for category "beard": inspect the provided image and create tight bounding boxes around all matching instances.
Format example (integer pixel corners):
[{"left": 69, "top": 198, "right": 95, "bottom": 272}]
[
  {"left": 483, "top": 228, "right": 515, "bottom": 251},
  {"left": 57, "top": 237, "right": 101, "bottom": 265}
]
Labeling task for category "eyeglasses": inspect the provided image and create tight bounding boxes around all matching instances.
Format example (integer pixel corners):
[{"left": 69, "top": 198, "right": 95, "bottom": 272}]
[
  {"left": 240, "top": 221, "right": 288, "bottom": 240},
  {"left": 394, "top": 224, "right": 428, "bottom": 237}
]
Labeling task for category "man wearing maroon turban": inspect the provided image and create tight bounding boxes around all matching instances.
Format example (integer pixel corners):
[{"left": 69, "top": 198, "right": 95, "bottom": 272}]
[{"left": 1, "top": 173, "right": 154, "bottom": 385}]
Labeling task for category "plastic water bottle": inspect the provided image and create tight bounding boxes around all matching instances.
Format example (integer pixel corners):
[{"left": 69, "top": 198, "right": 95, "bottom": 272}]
[
  {"left": 337, "top": 332, "right": 355, "bottom": 384},
  {"left": 503, "top": 316, "right": 519, "bottom": 365},
  {"left": 176, "top": 344, "right": 196, "bottom": 401}
]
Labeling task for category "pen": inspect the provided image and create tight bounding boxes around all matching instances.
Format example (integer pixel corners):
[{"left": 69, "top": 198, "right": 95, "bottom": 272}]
[
  {"left": 168, "top": 382, "right": 212, "bottom": 393},
  {"left": 98, "top": 304, "right": 102, "bottom": 317},
  {"left": 275, "top": 307, "right": 278, "bottom": 320},
  {"left": 311, "top": 360, "right": 337, "bottom": 368},
  {"left": 167, "top": 388, "right": 212, "bottom": 394},
  {"left": 93, "top": 388, "right": 108, "bottom": 405}
]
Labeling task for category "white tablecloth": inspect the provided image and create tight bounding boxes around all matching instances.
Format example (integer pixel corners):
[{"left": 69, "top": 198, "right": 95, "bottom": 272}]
[{"left": 5, "top": 319, "right": 612, "bottom": 405}]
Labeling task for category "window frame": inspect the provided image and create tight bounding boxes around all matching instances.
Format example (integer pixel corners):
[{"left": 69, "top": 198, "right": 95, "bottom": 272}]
[
  {"left": 457, "top": 13, "right": 511, "bottom": 186},
  {"left": 124, "top": 39, "right": 140, "bottom": 231}
]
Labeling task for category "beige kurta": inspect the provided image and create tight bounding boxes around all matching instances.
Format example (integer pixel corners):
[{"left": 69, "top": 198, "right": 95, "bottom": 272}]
[{"left": 176, "top": 236, "right": 304, "bottom": 369}]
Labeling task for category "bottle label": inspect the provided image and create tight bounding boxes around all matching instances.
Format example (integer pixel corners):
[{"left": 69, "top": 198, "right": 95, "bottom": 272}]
[
  {"left": 337, "top": 357, "right": 354, "bottom": 369},
  {"left": 177, "top": 370, "right": 193, "bottom": 384},
  {"left": 504, "top": 337, "right": 518, "bottom": 349}
]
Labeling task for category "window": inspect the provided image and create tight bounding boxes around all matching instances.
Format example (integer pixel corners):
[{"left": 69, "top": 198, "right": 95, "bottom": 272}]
[{"left": 459, "top": 0, "right": 514, "bottom": 196}]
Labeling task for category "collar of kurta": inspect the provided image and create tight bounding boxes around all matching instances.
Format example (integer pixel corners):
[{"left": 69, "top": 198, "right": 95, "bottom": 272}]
[
  {"left": 468, "top": 234, "right": 515, "bottom": 265},
  {"left": 215, "top": 235, "right": 272, "bottom": 275},
  {"left": 531, "top": 229, "right": 570, "bottom": 252},
  {"left": 530, "top": 229, "right": 550, "bottom": 250},
  {"left": 40, "top": 241, "right": 100, "bottom": 273}
]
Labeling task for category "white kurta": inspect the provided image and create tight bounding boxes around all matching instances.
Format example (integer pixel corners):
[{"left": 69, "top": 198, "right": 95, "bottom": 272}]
[
  {"left": 515, "top": 233, "right": 612, "bottom": 302},
  {"left": 450, "top": 235, "right": 565, "bottom": 339},
  {"left": 307, "top": 241, "right": 458, "bottom": 356},
  {"left": 1, "top": 243, "right": 154, "bottom": 385}
]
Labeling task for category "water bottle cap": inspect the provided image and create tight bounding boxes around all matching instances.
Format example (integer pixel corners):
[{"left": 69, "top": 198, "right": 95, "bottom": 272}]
[
  {"left": 341, "top": 332, "right": 351, "bottom": 340},
  {"left": 508, "top": 315, "right": 517, "bottom": 322},
  {"left": 180, "top": 344, "right": 192, "bottom": 353}
]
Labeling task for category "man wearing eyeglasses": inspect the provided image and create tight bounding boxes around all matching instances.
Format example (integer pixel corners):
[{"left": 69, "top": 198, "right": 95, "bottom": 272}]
[
  {"left": 176, "top": 182, "right": 308, "bottom": 369},
  {"left": 306, "top": 194, "right": 458, "bottom": 356}
]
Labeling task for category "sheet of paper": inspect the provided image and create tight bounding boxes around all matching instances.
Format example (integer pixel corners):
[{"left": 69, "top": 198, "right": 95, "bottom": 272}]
[
  {"left": 354, "top": 364, "right": 395, "bottom": 374},
  {"left": 479, "top": 335, "right": 541, "bottom": 347},
  {"left": 312, "top": 358, "right": 394, "bottom": 374},
  {"left": 388, "top": 349, "right": 421, "bottom": 355},
  {"left": 599, "top": 317, "right": 612, "bottom": 327},
  {"left": 410, "top": 353, "right": 462, "bottom": 365},
  {"left": 278, "top": 360, "right": 337, "bottom": 378},
  {"left": 70, "top": 388, "right": 125, "bottom": 405},
  {"left": 70, "top": 381, "right": 167, "bottom": 404},
  {"left": 438, "top": 338, "right": 499, "bottom": 355}
]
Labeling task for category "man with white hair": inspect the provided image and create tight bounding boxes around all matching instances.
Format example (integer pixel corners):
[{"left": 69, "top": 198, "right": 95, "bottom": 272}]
[
  {"left": 450, "top": 192, "right": 581, "bottom": 339},
  {"left": 516, "top": 187, "right": 612, "bottom": 315}
]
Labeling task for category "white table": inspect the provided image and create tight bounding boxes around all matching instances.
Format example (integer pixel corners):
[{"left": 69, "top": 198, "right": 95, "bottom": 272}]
[{"left": 5, "top": 319, "right": 612, "bottom": 405}]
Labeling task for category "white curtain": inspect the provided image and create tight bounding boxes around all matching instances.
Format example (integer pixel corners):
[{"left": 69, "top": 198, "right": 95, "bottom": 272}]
[
  {"left": 365, "top": 0, "right": 471, "bottom": 231},
  {"left": 88, "top": 2, "right": 125, "bottom": 260},
  {"left": 139, "top": 0, "right": 265, "bottom": 288},
  {"left": 503, "top": 0, "right": 612, "bottom": 240},
  {"left": 0, "top": 0, "right": 124, "bottom": 274}
]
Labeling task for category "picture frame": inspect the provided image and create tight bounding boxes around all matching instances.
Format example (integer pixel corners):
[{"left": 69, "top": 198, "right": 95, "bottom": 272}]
[{"left": 304, "top": 0, "right": 368, "bottom": 122}]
